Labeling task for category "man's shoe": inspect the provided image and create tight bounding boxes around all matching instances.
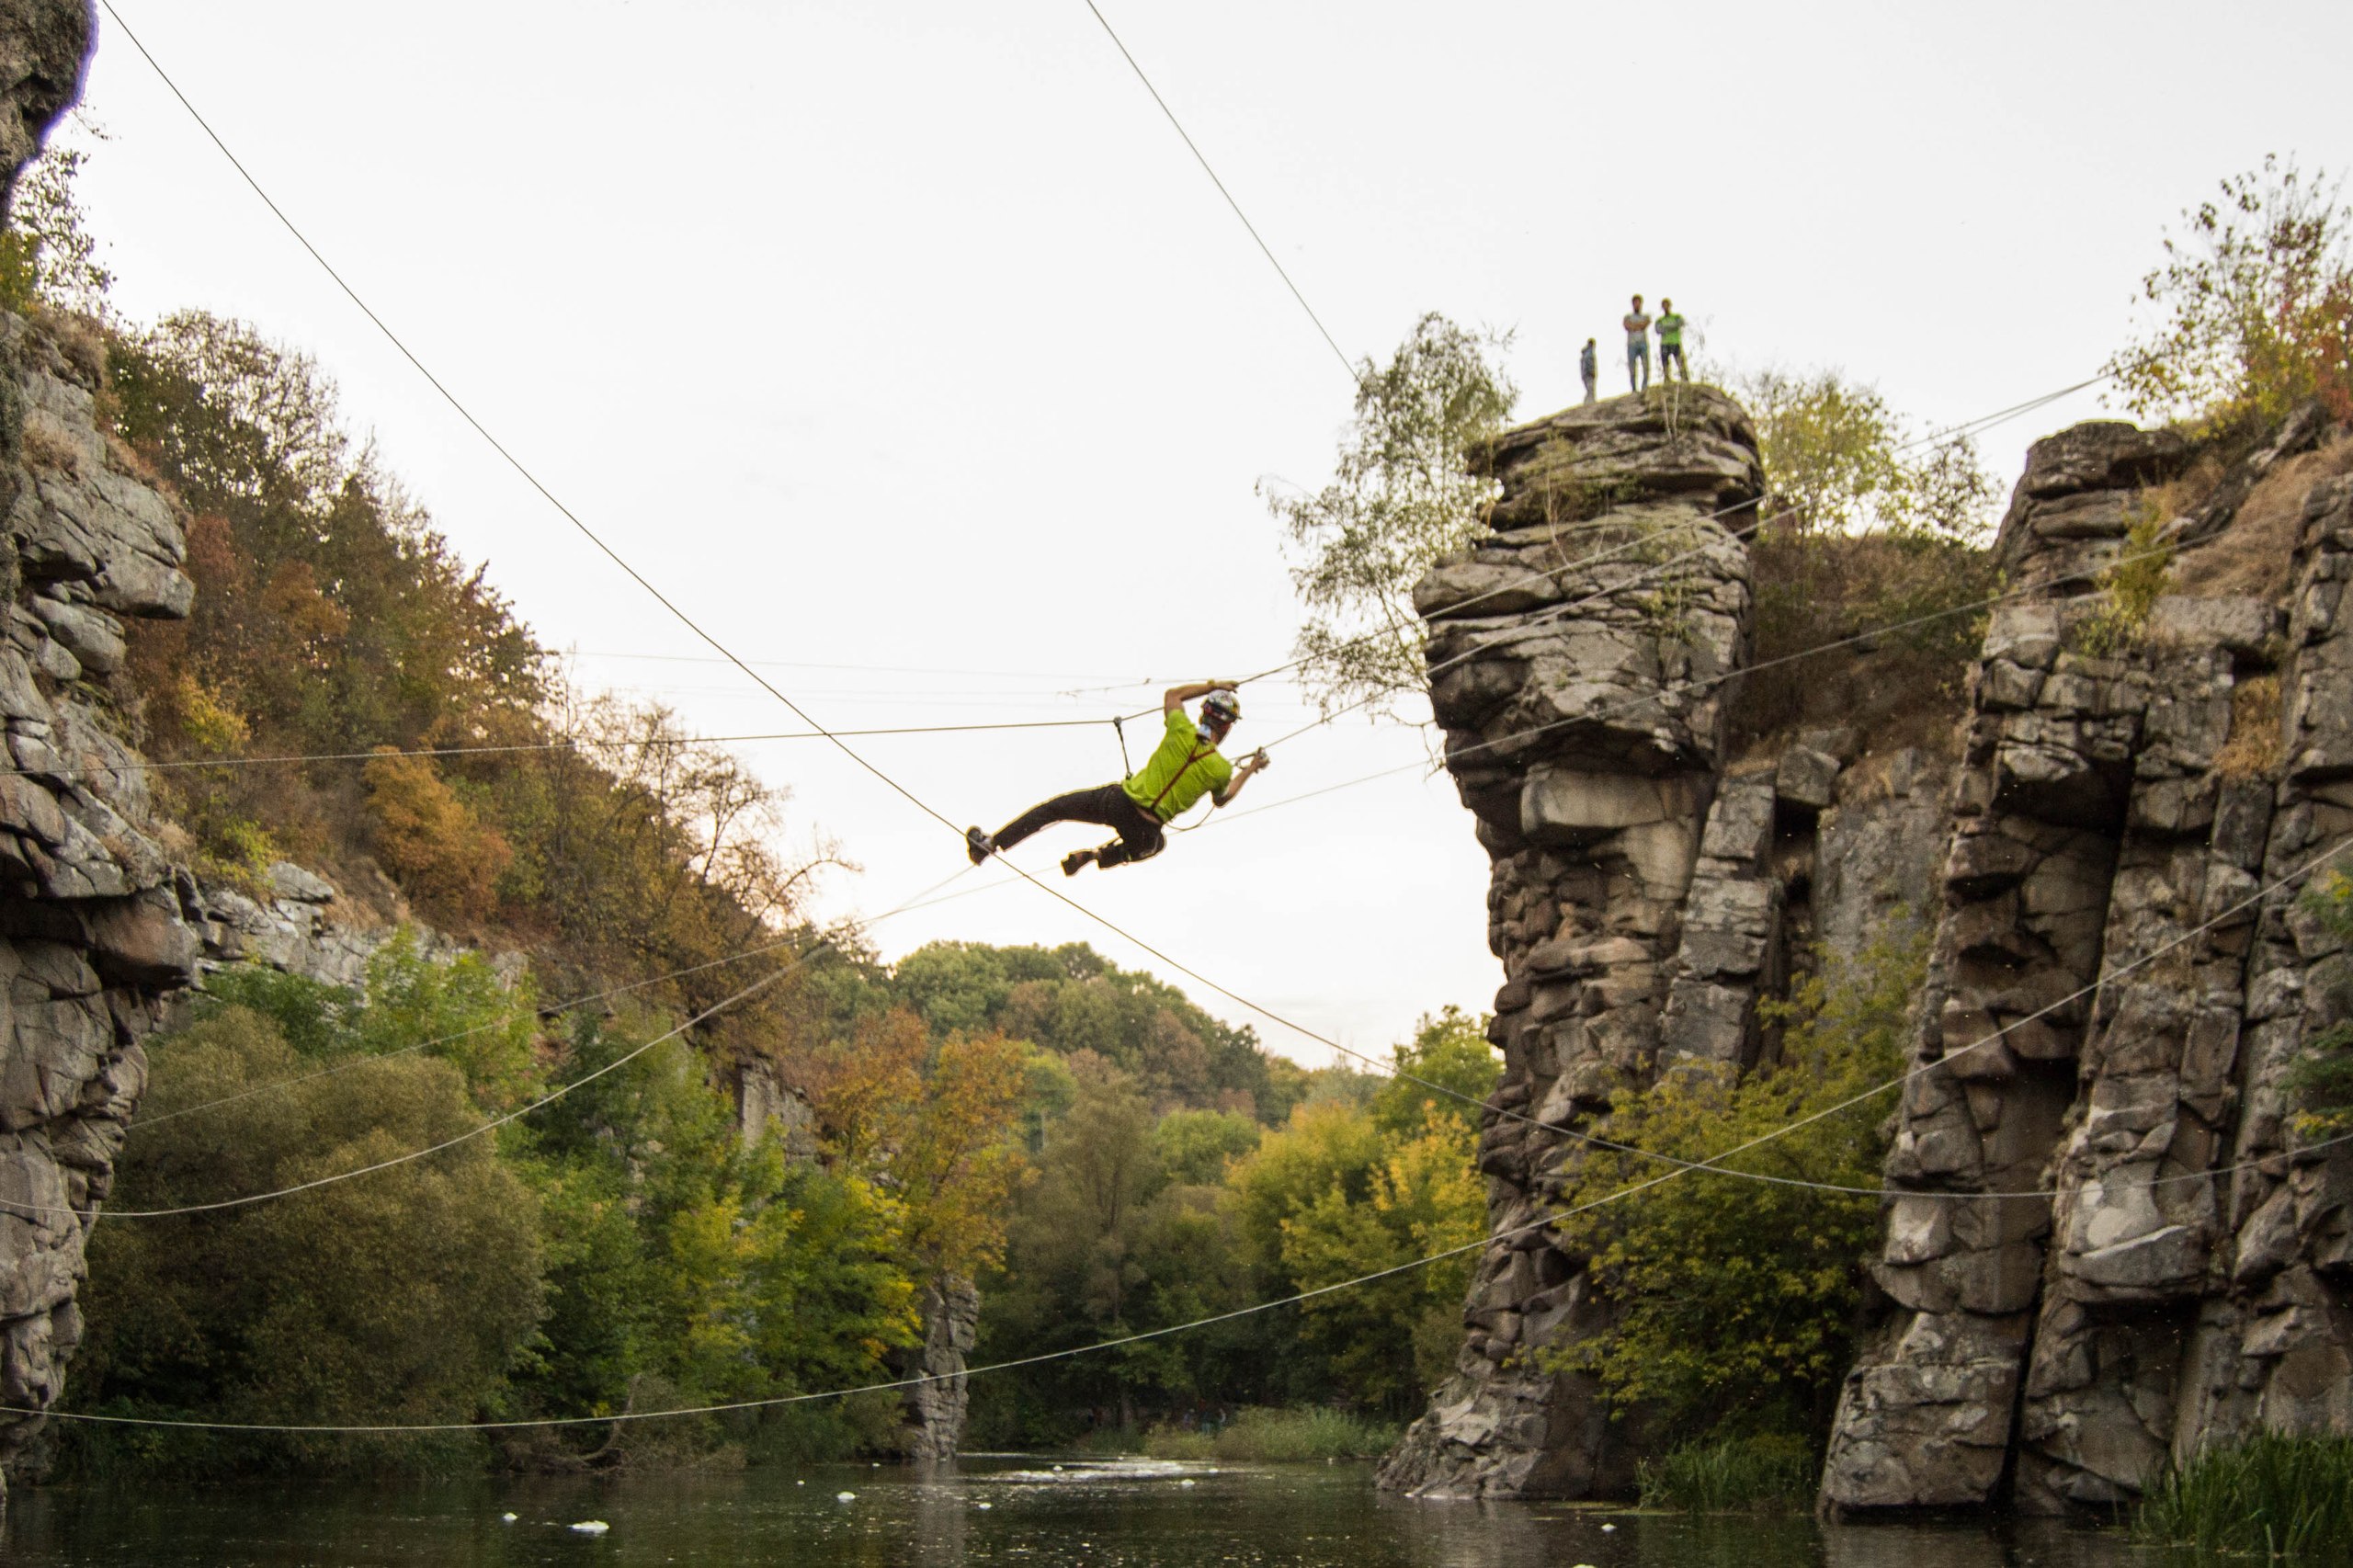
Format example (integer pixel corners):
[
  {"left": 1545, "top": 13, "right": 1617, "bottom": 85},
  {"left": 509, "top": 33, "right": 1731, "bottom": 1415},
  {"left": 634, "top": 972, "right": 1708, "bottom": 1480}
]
[
  {"left": 966, "top": 826, "right": 995, "bottom": 865},
  {"left": 1062, "top": 848, "right": 1097, "bottom": 877}
]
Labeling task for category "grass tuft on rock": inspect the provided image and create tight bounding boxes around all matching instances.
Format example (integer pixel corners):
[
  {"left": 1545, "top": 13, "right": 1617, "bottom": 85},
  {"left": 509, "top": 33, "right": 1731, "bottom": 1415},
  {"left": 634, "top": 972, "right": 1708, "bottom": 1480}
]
[{"left": 2134, "top": 1433, "right": 2353, "bottom": 1560}]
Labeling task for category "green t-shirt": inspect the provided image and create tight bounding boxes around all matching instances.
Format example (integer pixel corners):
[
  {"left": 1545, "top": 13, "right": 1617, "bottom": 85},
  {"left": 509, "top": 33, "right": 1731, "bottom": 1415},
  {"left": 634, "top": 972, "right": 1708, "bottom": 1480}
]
[
  {"left": 1656, "top": 312, "right": 1686, "bottom": 346},
  {"left": 1123, "top": 707, "right": 1234, "bottom": 821}
]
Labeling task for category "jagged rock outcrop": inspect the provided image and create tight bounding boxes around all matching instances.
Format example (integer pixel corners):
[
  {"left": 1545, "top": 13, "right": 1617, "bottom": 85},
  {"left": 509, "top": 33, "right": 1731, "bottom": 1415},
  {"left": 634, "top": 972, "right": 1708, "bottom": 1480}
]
[
  {"left": 0, "top": 9, "right": 201, "bottom": 1488},
  {"left": 1376, "top": 388, "right": 1760, "bottom": 1496},
  {"left": 1381, "top": 389, "right": 1961, "bottom": 1497},
  {"left": 1820, "top": 410, "right": 2353, "bottom": 1514},
  {"left": 894, "top": 1275, "right": 979, "bottom": 1460}
]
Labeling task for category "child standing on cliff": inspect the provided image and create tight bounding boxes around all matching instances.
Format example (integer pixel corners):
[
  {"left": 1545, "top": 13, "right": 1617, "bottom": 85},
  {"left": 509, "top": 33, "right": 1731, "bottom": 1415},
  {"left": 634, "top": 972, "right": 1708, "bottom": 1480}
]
[
  {"left": 1579, "top": 337, "right": 1598, "bottom": 403},
  {"left": 1623, "top": 295, "right": 1653, "bottom": 392},
  {"left": 967, "top": 681, "right": 1269, "bottom": 875}
]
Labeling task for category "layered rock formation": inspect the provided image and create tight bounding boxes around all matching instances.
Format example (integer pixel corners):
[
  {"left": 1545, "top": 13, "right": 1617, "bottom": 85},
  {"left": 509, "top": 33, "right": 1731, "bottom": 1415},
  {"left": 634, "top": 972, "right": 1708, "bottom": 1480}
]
[
  {"left": 0, "top": 4, "right": 204, "bottom": 1491},
  {"left": 1388, "top": 385, "right": 2353, "bottom": 1506},
  {"left": 895, "top": 1275, "right": 980, "bottom": 1460},
  {"left": 1820, "top": 411, "right": 2353, "bottom": 1514},
  {"left": 1381, "top": 389, "right": 1961, "bottom": 1496}
]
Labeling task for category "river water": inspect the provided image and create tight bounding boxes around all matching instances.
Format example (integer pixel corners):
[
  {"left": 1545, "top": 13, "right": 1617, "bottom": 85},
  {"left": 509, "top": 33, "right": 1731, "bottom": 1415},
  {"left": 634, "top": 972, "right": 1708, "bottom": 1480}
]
[{"left": 1, "top": 1456, "right": 2180, "bottom": 1566}]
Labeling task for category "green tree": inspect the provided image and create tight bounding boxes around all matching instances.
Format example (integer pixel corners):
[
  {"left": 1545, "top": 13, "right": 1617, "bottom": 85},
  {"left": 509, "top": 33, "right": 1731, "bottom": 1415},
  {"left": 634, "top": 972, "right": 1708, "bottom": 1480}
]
[
  {"left": 0, "top": 110, "right": 111, "bottom": 316},
  {"left": 1273, "top": 1104, "right": 1487, "bottom": 1407},
  {"left": 1737, "top": 368, "right": 1995, "bottom": 542},
  {"left": 2107, "top": 155, "right": 2353, "bottom": 433},
  {"left": 1543, "top": 926, "right": 1927, "bottom": 1444},
  {"left": 1267, "top": 312, "right": 1518, "bottom": 714},
  {"left": 1370, "top": 1006, "right": 1500, "bottom": 1136},
  {"left": 74, "top": 1006, "right": 544, "bottom": 1475},
  {"left": 883, "top": 940, "right": 1297, "bottom": 1119},
  {"left": 1153, "top": 1108, "right": 1262, "bottom": 1184},
  {"left": 517, "top": 1005, "right": 919, "bottom": 1438}
]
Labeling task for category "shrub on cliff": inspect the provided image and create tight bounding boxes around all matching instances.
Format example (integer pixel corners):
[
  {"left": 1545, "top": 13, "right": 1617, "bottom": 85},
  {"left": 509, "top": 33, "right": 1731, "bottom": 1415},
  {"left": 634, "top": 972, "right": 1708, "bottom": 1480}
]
[
  {"left": 1735, "top": 369, "right": 1998, "bottom": 746},
  {"left": 1542, "top": 925, "right": 1927, "bottom": 1445},
  {"left": 2107, "top": 155, "right": 2353, "bottom": 437}
]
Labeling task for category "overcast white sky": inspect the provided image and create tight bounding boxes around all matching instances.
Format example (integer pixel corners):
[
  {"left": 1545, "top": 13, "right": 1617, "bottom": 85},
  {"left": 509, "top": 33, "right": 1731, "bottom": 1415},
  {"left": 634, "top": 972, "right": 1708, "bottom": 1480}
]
[{"left": 62, "top": 1, "right": 2353, "bottom": 1066}]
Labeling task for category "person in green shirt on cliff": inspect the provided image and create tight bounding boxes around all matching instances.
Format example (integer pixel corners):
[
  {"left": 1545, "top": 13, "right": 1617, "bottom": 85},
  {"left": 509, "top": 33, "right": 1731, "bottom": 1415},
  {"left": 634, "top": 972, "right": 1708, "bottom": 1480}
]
[
  {"left": 1656, "top": 298, "right": 1688, "bottom": 381},
  {"left": 966, "top": 681, "right": 1269, "bottom": 875}
]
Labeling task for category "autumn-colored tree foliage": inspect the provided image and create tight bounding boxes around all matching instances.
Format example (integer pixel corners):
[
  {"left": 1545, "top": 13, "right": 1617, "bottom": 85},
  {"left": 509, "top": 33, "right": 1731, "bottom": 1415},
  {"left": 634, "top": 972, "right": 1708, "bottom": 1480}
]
[
  {"left": 361, "top": 748, "right": 513, "bottom": 921},
  {"left": 2108, "top": 156, "right": 2353, "bottom": 436},
  {"left": 103, "top": 312, "right": 835, "bottom": 1071},
  {"left": 796, "top": 1006, "right": 1035, "bottom": 1282}
]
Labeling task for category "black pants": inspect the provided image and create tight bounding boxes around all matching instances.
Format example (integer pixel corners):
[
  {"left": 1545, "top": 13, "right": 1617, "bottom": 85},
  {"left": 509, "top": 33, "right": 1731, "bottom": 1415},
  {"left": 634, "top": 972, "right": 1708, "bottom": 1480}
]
[{"left": 994, "top": 781, "right": 1166, "bottom": 869}]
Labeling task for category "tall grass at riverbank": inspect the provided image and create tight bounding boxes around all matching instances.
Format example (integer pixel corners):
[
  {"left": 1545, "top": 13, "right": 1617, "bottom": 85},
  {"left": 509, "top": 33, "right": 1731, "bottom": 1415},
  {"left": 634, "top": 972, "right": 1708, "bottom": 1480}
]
[
  {"left": 2135, "top": 1433, "right": 2353, "bottom": 1560},
  {"left": 1141, "top": 1408, "right": 1399, "bottom": 1462},
  {"left": 1637, "top": 1435, "right": 1814, "bottom": 1512}
]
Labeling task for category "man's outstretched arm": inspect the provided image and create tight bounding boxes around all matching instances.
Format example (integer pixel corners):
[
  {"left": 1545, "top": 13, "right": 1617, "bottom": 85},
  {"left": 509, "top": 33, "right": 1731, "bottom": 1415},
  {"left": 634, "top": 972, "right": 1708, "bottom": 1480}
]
[
  {"left": 1163, "top": 678, "right": 1235, "bottom": 715},
  {"left": 1213, "top": 750, "right": 1269, "bottom": 807}
]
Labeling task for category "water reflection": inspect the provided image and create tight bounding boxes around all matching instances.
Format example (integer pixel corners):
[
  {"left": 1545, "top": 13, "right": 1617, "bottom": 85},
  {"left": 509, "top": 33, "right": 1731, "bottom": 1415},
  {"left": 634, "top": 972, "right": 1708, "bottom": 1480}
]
[{"left": 1, "top": 1458, "right": 2164, "bottom": 1568}]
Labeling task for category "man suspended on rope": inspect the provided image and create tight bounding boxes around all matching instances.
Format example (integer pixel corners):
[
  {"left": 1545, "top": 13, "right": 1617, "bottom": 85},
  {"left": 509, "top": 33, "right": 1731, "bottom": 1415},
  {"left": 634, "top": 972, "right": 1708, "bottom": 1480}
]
[{"left": 966, "top": 681, "right": 1269, "bottom": 875}]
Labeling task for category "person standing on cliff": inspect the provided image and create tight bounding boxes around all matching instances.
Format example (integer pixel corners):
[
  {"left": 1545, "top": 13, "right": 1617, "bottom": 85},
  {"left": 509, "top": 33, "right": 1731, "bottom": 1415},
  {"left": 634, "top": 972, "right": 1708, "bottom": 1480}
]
[
  {"left": 966, "top": 681, "right": 1269, "bottom": 875},
  {"left": 1657, "top": 298, "right": 1688, "bottom": 381},
  {"left": 1579, "top": 336, "right": 1598, "bottom": 403},
  {"left": 1623, "top": 294, "right": 1653, "bottom": 392}
]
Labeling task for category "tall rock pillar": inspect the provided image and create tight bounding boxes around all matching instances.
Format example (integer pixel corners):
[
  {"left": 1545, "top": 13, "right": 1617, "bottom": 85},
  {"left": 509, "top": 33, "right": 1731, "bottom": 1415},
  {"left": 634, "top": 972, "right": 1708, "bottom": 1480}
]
[
  {"left": 1821, "top": 413, "right": 2353, "bottom": 1514},
  {"left": 1379, "top": 388, "right": 1760, "bottom": 1496},
  {"left": 0, "top": 1, "right": 203, "bottom": 1491}
]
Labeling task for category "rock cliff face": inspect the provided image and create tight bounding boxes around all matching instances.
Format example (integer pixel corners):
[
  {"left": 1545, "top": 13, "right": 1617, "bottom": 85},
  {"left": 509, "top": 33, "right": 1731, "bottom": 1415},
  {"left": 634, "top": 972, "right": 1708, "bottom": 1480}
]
[
  {"left": 1820, "top": 411, "right": 2353, "bottom": 1515},
  {"left": 1381, "top": 389, "right": 1961, "bottom": 1496},
  {"left": 1384, "top": 381, "right": 2353, "bottom": 1506},
  {"left": 0, "top": 6, "right": 203, "bottom": 1491},
  {"left": 894, "top": 1275, "right": 979, "bottom": 1460}
]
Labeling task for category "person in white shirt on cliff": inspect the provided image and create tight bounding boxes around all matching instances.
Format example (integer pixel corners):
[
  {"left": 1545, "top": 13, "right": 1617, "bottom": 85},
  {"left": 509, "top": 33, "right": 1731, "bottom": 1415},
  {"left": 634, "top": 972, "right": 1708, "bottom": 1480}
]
[{"left": 966, "top": 681, "right": 1269, "bottom": 876}]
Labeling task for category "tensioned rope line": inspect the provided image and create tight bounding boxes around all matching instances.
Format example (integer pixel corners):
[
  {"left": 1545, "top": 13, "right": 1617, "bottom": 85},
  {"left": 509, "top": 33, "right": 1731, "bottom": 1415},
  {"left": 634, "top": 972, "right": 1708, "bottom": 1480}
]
[
  {"left": 3, "top": 864, "right": 987, "bottom": 1222},
  {"left": 108, "top": 0, "right": 2116, "bottom": 818},
  {"left": 0, "top": 718, "right": 1154, "bottom": 784},
  {"left": 9, "top": 1165, "right": 1683, "bottom": 1435},
  {"left": 1200, "top": 529, "right": 2193, "bottom": 832},
  {"left": 995, "top": 744, "right": 2353, "bottom": 1205},
  {"left": 1247, "top": 376, "right": 2109, "bottom": 755},
  {"left": 107, "top": 6, "right": 2210, "bottom": 1229},
  {"left": 1183, "top": 374, "right": 2110, "bottom": 738},
  {"left": 27, "top": 835, "right": 2353, "bottom": 1432},
  {"left": 1077, "top": 0, "right": 1357, "bottom": 383},
  {"left": 77, "top": 4, "right": 2285, "bottom": 1438},
  {"left": 1131, "top": 374, "right": 2114, "bottom": 841},
  {"left": 98, "top": 2, "right": 995, "bottom": 851},
  {"left": 131, "top": 866, "right": 1026, "bottom": 1131},
  {"left": 0, "top": 373, "right": 2095, "bottom": 791}
]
